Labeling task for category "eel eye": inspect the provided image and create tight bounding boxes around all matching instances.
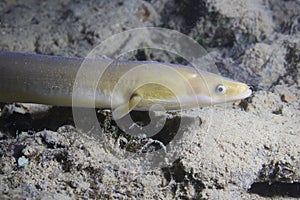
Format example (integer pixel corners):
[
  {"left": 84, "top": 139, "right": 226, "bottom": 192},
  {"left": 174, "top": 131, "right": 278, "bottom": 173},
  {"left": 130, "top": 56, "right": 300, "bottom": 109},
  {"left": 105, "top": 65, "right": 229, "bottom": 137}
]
[{"left": 215, "top": 84, "right": 226, "bottom": 95}]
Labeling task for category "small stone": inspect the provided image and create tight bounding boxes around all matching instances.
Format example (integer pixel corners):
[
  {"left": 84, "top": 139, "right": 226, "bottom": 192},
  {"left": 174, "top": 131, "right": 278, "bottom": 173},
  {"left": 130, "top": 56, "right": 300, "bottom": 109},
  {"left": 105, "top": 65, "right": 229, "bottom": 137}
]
[
  {"left": 22, "top": 146, "right": 42, "bottom": 159},
  {"left": 17, "top": 156, "right": 29, "bottom": 167},
  {"left": 40, "top": 130, "right": 70, "bottom": 148},
  {"left": 282, "top": 93, "right": 296, "bottom": 103}
]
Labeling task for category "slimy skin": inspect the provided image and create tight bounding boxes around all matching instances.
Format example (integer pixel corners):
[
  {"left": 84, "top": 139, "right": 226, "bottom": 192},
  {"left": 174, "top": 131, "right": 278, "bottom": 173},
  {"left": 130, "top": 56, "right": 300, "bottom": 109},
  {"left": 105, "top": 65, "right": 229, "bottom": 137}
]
[{"left": 0, "top": 51, "right": 252, "bottom": 119}]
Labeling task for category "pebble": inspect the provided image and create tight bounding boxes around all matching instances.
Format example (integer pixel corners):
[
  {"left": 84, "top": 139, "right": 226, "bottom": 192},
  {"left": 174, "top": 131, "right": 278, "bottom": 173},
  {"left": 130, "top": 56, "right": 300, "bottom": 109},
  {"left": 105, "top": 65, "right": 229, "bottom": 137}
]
[
  {"left": 282, "top": 93, "right": 296, "bottom": 103},
  {"left": 18, "top": 156, "right": 29, "bottom": 167}
]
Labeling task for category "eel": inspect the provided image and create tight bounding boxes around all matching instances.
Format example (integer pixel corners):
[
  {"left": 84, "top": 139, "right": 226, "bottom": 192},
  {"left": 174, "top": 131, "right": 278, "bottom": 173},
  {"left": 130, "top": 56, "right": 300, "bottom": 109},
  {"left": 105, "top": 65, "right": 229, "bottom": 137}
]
[{"left": 0, "top": 51, "right": 252, "bottom": 120}]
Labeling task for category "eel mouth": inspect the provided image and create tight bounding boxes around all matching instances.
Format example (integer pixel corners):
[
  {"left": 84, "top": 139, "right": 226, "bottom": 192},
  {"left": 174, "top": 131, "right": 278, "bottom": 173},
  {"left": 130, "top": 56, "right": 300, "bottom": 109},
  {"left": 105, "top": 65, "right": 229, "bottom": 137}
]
[{"left": 228, "top": 86, "right": 252, "bottom": 102}]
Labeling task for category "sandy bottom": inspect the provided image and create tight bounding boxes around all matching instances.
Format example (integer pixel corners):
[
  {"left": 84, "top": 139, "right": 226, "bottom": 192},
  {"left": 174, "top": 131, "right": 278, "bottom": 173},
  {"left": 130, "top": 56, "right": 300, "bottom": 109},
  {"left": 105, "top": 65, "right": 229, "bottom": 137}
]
[{"left": 0, "top": 0, "right": 299, "bottom": 199}]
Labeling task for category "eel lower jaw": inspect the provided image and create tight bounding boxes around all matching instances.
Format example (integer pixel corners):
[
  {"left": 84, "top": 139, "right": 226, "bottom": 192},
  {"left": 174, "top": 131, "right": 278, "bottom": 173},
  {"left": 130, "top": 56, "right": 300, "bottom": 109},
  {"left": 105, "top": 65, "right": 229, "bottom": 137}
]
[{"left": 226, "top": 87, "right": 252, "bottom": 102}]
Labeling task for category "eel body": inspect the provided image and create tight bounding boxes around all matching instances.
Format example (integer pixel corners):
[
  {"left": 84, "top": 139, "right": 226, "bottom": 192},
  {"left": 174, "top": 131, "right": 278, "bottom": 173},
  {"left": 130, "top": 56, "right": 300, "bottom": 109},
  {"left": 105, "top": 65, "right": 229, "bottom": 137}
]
[{"left": 0, "top": 51, "right": 252, "bottom": 119}]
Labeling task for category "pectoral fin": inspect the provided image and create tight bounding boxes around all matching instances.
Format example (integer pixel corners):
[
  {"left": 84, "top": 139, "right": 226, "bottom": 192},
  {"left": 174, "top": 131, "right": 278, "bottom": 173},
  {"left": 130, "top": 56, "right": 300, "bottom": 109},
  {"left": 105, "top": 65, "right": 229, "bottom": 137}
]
[{"left": 112, "top": 94, "right": 142, "bottom": 120}]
